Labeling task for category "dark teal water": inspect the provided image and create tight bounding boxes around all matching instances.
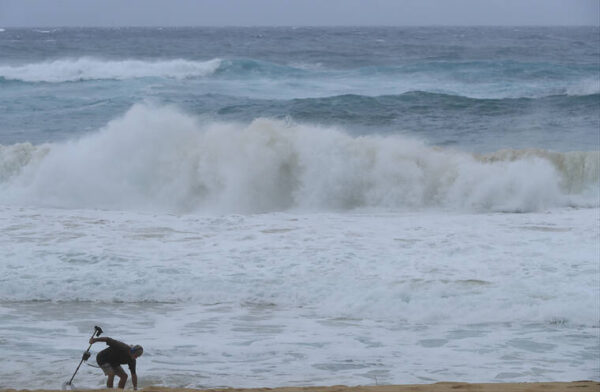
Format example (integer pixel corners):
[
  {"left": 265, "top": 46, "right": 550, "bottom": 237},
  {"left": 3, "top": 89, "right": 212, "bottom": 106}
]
[{"left": 0, "top": 26, "right": 598, "bottom": 151}]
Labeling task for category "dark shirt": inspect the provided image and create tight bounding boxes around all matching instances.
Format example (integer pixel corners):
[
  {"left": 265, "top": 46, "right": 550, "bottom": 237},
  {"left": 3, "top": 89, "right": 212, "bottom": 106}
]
[{"left": 96, "top": 338, "right": 136, "bottom": 374}]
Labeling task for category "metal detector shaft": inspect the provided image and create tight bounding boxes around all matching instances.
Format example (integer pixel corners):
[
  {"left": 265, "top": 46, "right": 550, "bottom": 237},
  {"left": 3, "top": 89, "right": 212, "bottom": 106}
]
[{"left": 66, "top": 326, "right": 103, "bottom": 386}]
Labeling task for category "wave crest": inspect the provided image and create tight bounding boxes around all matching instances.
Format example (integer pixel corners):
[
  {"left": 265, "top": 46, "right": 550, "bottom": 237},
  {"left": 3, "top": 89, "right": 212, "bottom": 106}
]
[
  {"left": 1, "top": 104, "right": 597, "bottom": 213},
  {"left": 0, "top": 57, "right": 222, "bottom": 82}
]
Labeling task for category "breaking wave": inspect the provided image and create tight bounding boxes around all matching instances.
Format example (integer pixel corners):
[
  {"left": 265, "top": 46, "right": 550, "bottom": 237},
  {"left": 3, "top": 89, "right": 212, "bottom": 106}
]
[
  {"left": 0, "top": 57, "right": 222, "bottom": 82},
  {"left": 0, "top": 104, "right": 598, "bottom": 213}
]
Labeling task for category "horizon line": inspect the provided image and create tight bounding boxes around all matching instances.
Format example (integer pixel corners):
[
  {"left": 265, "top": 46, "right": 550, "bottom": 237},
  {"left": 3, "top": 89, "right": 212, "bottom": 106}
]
[{"left": 1, "top": 24, "right": 599, "bottom": 28}]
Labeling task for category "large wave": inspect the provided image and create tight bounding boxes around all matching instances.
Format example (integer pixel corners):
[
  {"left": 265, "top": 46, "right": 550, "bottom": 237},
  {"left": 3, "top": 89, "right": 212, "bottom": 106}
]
[{"left": 0, "top": 104, "right": 598, "bottom": 213}]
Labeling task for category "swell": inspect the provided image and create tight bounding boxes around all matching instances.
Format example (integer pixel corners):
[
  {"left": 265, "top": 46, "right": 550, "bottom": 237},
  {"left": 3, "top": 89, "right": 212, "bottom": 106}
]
[
  {"left": 1, "top": 57, "right": 598, "bottom": 98},
  {"left": 287, "top": 91, "right": 600, "bottom": 113},
  {"left": 216, "top": 91, "right": 600, "bottom": 126},
  {"left": 0, "top": 104, "right": 597, "bottom": 213}
]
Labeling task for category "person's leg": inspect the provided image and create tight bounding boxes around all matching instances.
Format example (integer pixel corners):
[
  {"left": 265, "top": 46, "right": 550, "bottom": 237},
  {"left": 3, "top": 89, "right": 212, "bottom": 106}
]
[
  {"left": 114, "top": 365, "right": 128, "bottom": 389},
  {"left": 106, "top": 374, "right": 115, "bottom": 388},
  {"left": 100, "top": 363, "right": 115, "bottom": 388}
]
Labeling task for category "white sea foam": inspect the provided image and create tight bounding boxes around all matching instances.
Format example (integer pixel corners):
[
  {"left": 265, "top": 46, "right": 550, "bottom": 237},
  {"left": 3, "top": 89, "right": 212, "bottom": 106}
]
[
  {"left": 0, "top": 58, "right": 222, "bottom": 82},
  {"left": 1, "top": 189, "right": 598, "bottom": 387},
  {"left": 0, "top": 206, "right": 597, "bottom": 327},
  {"left": 0, "top": 104, "right": 597, "bottom": 213},
  {"left": 565, "top": 78, "right": 600, "bottom": 96}
]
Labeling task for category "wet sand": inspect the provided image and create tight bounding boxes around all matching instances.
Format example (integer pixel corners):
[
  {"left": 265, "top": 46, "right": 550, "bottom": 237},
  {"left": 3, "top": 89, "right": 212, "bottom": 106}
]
[{"left": 4, "top": 381, "right": 600, "bottom": 392}]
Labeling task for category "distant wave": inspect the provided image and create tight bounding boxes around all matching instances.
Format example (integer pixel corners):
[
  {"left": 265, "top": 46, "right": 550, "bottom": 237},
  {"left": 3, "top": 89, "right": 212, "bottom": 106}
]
[
  {"left": 1, "top": 57, "right": 597, "bottom": 99},
  {"left": 564, "top": 78, "right": 600, "bottom": 96},
  {"left": 0, "top": 57, "right": 308, "bottom": 83},
  {"left": 0, "top": 57, "right": 222, "bottom": 82},
  {"left": 216, "top": 91, "right": 600, "bottom": 126},
  {"left": 215, "top": 58, "right": 308, "bottom": 78},
  {"left": 1, "top": 104, "right": 597, "bottom": 213},
  {"left": 287, "top": 90, "right": 600, "bottom": 107}
]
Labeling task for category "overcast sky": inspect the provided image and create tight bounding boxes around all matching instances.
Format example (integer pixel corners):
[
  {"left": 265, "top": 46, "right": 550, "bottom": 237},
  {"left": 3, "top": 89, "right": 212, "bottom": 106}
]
[{"left": 0, "top": 0, "right": 598, "bottom": 27}]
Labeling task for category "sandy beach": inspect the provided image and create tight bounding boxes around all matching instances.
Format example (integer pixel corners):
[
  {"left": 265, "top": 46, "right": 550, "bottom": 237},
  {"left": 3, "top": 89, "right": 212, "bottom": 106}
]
[{"left": 3, "top": 382, "right": 600, "bottom": 392}]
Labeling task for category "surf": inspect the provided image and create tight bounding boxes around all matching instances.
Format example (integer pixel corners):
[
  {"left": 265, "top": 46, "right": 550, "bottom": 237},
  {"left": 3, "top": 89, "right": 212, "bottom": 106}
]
[
  {"left": 0, "top": 104, "right": 597, "bottom": 213},
  {"left": 0, "top": 57, "right": 222, "bottom": 82}
]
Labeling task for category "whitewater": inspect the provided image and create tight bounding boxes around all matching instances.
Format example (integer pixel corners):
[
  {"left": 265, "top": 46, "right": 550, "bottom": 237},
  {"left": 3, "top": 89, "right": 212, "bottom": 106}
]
[
  {"left": 1, "top": 104, "right": 598, "bottom": 213},
  {"left": 0, "top": 26, "right": 598, "bottom": 389}
]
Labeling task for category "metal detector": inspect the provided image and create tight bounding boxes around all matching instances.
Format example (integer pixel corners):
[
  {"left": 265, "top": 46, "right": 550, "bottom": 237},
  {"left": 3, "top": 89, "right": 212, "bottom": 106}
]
[{"left": 62, "top": 325, "right": 103, "bottom": 390}]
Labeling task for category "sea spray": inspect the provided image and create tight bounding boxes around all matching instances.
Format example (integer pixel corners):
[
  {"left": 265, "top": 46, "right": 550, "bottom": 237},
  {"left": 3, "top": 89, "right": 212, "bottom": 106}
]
[{"left": 1, "top": 104, "right": 597, "bottom": 213}]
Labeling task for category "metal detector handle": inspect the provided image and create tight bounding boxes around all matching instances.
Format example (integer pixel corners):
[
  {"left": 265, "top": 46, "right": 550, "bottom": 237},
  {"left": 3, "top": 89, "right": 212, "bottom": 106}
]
[{"left": 65, "top": 326, "right": 104, "bottom": 386}]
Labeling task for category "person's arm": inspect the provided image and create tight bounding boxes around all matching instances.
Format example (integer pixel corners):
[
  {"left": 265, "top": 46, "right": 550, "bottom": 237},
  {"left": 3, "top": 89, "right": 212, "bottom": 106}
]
[
  {"left": 89, "top": 336, "right": 110, "bottom": 345},
  {"left": 131, "top": 372, "right": 138, "bottom": 390},
  {"left": 128, "top": 360, "right": 138, "bottom": 390},
  {"left": 90, "top": 337, "right": 130, "bottom": 351}
]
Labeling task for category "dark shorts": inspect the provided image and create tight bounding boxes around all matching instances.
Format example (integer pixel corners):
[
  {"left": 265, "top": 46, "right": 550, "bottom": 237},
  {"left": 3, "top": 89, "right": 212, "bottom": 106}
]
[{"left": 99, "top": 362, "right": 125, "bottom": 376}]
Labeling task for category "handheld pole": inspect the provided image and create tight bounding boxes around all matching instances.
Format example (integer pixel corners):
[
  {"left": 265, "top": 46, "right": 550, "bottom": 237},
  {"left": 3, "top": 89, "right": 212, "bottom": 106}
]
[{"left": 65, "top": 326, "right": 103, "bottom": 387}]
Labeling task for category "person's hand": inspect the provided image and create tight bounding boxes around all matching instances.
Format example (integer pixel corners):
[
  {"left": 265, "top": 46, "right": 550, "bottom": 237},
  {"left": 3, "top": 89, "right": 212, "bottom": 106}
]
[{"left": 89, "top": 338, "right": 95, "bottom": 344}]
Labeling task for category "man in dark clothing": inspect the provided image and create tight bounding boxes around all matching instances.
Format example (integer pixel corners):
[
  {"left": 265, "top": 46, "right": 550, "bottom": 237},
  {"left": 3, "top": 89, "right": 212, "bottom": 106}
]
[{"left": 89, "top": 336, "right": 143, "bottom": 390}]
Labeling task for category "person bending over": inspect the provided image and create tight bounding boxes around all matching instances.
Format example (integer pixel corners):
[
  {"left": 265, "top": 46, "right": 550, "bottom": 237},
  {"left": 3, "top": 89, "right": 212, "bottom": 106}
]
[{"left": 89, "top": 336, "right": 143, "bottom": 389}]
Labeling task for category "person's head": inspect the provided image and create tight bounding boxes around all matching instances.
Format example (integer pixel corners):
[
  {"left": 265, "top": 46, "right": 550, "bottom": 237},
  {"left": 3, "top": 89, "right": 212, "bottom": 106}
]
[{"left": 130, "top": 345, "right": 143, "bottom": 359}]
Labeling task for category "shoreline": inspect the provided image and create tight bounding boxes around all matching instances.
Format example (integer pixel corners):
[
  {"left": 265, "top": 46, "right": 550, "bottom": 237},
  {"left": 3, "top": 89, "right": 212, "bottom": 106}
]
[{"left": 3, "top": 381, "right": 599, "bottom": 392}]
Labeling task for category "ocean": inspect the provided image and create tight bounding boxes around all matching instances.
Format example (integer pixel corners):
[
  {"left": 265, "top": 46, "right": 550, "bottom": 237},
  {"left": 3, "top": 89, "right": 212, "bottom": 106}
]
[{"left": 0, "top": 26, "right": 598, "bottom": 388}]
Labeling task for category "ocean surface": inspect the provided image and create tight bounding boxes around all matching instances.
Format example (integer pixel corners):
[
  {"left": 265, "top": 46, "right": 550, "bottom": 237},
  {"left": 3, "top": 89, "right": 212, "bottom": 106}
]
[{"left": 0, "top": 26, "right": 598, "bottom": 388}]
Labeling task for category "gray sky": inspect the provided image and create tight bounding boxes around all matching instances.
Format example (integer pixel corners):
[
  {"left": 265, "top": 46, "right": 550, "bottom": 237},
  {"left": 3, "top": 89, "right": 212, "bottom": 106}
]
[{"left": 0, "top": 0, "right": 598, "bottom": 27}]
